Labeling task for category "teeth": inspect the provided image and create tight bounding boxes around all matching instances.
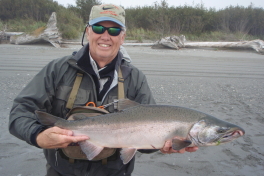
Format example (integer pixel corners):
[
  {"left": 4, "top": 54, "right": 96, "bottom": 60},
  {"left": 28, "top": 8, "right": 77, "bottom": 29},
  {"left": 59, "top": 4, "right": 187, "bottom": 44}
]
[{"left": 100, "top": 44, "right": 110, "bottom": 47}]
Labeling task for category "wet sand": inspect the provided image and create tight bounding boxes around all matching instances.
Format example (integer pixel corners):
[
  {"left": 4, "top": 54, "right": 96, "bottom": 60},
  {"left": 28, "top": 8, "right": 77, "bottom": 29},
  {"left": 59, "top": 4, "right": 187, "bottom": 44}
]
[{"left": 0, "top": 44, "right": 263, "bottom": 176}]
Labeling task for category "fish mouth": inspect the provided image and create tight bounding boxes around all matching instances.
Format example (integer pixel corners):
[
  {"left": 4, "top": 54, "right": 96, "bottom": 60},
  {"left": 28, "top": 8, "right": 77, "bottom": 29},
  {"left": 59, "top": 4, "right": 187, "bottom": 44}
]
[{"left": 220, "top": 129, "right": 245, "bottom": 143}]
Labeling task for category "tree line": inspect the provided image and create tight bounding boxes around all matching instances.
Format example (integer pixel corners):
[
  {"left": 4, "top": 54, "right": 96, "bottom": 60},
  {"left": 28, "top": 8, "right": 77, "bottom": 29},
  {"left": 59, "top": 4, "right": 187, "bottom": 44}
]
[
  {"left": 125, "top": 1, "right": 264, "bottom": 37},
  {"left": 0, "top": 0, "right": 263, "bottom": 39}
]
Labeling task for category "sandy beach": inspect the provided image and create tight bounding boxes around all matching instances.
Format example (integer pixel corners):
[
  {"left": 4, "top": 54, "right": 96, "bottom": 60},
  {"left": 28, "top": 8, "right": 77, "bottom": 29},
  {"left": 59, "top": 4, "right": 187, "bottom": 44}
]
[{"left": 0, "top": 43, "right": 263, "bottom": 176}]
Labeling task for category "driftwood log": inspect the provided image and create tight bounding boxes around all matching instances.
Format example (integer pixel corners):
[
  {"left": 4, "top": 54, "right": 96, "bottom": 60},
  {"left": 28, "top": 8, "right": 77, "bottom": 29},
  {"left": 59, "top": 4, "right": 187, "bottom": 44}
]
[
  {"left": 1, "top": 24, "right": 24, "bottom": 43},
  {"left": 185, "top": 40, "right": 264, "bottom": 54},
  {"left": 1, "top": 24, "right": 22, "bottom": 44},
  {"left": 10, "top": 12, "right": 61, "bottom": 48},
  {"left": 152, "top": 36, "right": 264, "bottom": 55},
  {"left": 152, "top": 35, "right": 185, "bottom": 50}
]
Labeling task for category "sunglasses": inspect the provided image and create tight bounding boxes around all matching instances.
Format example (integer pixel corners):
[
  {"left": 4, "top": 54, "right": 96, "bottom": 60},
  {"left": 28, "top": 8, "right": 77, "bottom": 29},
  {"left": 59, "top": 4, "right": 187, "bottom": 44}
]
[{"left": 91, "top": 25, "right": 123, "bottom": 36}]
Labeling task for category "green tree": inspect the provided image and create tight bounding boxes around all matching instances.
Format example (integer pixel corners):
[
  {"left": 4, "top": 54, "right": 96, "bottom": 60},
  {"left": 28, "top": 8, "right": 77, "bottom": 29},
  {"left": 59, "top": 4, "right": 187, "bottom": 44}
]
[
  {"left": 57, "top": 7, "right": 84, "bottom": 39},
  {"left": 75, "top": 0, "right": 101, "bottom": 23},
  {"left": 151, "top": 0, "right": 171, "bottom": 36},
  {"left": 0, "top": 0, "right": 60, "bottom": 21},
  {"left": 0, "top": 0, "right": 263, "bottom": 40}
]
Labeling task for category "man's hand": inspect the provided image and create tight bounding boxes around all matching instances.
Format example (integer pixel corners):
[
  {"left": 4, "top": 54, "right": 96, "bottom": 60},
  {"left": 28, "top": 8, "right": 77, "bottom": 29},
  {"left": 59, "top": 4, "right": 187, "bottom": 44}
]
[
  {"left": 36, "top": 127, "right": 89, "bottom": 149},
  {"left": 160, "top": 140, "right": 198, "bottom": 154}
]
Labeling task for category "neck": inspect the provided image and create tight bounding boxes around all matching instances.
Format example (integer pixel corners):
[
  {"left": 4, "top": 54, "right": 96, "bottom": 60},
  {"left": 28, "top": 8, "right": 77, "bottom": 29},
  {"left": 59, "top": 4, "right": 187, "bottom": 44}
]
[
  {"left": 89, "top": 52, "right": 117, "bottom": 69},
  {"left": 95, "top": 59, "right": 113, "bottom": 68}
]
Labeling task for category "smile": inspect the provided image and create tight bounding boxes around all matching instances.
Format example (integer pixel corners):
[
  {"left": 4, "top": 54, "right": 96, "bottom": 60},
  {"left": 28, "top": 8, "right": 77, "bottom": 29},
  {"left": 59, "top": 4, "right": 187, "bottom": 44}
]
[{"left": 99, "top": 44, "right": 111, "bottom": 47}]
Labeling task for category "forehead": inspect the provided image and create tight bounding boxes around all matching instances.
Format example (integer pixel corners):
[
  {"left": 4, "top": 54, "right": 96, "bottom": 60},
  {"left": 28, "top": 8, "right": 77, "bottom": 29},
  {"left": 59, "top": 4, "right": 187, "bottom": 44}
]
[{"left": 96, "top": 21, "right": 121, "bottom": 27}]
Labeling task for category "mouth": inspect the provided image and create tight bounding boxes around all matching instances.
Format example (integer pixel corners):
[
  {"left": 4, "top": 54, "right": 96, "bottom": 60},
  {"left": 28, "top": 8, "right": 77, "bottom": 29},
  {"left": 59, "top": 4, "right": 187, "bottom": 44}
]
[
  {"left": 224, "top": 130, "right": 244, "bottom": 138},
  {"left": 99, "top": 43, "right": 111, "bottom": 48},
  {"left": 220, "top": 130, "right": 245, "bottom": 143}
]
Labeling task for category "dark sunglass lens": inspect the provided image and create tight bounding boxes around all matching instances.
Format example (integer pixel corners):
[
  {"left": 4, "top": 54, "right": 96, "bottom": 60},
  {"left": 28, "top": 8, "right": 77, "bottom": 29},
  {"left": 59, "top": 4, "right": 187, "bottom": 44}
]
[
  {"left": 92, "top": 25, "right": 105, "bottom": 34},
  {"left": 92, "top": 25, "right": 122, "bottom": 36},
  {"left": 108, "top": 28, "right": 122, "bottom": 36}
]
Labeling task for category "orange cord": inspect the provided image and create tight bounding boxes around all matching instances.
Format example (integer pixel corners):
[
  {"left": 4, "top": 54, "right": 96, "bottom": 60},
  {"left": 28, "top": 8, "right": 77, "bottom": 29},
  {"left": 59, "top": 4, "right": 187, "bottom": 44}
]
[{"left": 85, "top": 102, "right": 104, "bottom": 109}]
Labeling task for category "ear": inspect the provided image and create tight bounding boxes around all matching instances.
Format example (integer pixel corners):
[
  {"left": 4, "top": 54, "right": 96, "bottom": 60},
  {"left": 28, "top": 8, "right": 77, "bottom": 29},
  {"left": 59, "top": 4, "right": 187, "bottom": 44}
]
[
  {"left": 120, "top": 32, "right": 126, "bottom": 45},
  {"left": 86, "top": 27, "right": 90, "bottom": 40}
]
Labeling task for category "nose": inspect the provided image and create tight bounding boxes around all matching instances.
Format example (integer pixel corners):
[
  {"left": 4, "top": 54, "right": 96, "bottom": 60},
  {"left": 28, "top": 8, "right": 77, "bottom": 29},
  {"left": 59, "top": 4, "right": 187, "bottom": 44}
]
[{"left": 100, "top": 30, "right": 110, "bottom": 40}]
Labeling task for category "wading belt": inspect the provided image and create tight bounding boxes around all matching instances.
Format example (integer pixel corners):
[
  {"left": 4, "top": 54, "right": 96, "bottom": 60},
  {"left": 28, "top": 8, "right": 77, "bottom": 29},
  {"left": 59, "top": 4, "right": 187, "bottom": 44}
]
[{"left": 64, "top": 66, "right": 125, "bottom": 164}]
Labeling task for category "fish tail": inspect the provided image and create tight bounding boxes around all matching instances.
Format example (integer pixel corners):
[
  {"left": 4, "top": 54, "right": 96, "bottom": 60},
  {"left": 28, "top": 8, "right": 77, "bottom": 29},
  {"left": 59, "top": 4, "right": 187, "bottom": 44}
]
[{"left": 35, "top": 110, "right": 62, "bottom": 126}]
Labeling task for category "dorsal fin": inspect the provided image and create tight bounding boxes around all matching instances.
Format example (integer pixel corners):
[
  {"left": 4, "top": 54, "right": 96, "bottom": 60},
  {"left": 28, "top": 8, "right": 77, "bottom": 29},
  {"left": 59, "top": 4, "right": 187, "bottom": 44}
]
[{"left": 117, "top": 99, "right": 140, "bottom": 111}]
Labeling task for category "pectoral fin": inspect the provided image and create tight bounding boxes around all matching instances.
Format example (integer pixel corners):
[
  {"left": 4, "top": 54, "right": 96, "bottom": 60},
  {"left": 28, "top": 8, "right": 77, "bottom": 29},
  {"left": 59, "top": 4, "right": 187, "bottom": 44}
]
[
  {"left": 171, "top": 138, "right": 192, "bottom": 150},
  {"left": 120, "top": 148, "right": 137, "bottom": 164},
  {"left": 79, "top": 141, "right": 104, "bottom": 160}
]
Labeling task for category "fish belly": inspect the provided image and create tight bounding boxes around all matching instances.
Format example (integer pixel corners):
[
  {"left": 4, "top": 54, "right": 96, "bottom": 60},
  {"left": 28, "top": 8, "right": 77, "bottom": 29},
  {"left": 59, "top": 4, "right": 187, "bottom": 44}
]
[{"left": 73, "top": 122, "right": 183, "bottom": 149}]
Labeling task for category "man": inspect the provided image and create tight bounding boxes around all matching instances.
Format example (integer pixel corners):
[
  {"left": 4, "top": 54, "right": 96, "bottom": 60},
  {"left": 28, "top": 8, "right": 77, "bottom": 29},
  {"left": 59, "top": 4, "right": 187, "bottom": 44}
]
[{"left": 9, "top": 4, "right": 197, "bottom": 176}]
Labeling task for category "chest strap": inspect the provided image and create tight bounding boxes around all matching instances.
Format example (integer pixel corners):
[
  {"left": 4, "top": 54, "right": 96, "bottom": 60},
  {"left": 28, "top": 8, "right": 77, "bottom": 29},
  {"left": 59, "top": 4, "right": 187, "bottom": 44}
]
[
  {"left": 67, "top": 66, "right": 125, "bottom": 109},
  {"left": 66, "top": 72, "right": 83, "bottom": 109},
  {"left": 118, "top": 66, "right": 125, "bottom": 99}
]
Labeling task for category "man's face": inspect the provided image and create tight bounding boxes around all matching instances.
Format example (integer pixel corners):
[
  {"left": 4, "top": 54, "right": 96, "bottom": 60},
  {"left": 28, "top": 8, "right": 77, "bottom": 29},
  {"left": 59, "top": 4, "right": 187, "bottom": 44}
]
[{"left": 86, "top": 21, "right": 125, "bottom": 66}]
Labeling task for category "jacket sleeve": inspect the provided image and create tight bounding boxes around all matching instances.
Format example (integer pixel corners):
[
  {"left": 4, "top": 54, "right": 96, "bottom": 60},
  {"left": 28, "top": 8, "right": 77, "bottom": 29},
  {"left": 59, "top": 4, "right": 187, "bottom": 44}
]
[
  {"left": 134, "top": 73, "right": 156, "bottom": 105},
  {"left": 8, "top": 57, "right": 69, "bottom": 147},
  {"left": 124, "top": 63, "right": 156, "bottom": 106}
]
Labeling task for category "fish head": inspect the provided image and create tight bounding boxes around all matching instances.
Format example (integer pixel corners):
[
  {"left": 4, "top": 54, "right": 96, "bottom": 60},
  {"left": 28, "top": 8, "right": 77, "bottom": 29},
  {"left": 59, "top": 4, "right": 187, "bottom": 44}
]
[{"left": 189, "top": 115, "right": 245, "bottom": 147}]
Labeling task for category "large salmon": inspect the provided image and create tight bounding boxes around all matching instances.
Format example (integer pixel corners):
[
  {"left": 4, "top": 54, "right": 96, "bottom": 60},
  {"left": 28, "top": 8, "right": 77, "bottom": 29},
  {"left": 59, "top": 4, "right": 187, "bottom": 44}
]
[{"left": 35, "top": 99, "right": 245, "bottom": 164}]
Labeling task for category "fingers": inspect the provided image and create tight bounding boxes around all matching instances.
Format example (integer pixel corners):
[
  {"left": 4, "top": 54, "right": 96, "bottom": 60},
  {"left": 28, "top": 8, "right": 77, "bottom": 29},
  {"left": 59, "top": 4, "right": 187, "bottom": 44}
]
[
  {"left": 36, "top": 127, "right": 89, "bottom": 149},
  {"left": 185, "top": 146, "right": 199, "bottom": 152},
  {"left": 160, "top": 141, "right": 172, "bottom": 154},
  {"left": 63, "top": 135, "right": 89, "bottom": 144},
  {"left": 177, "top": 148, "right": 186, "bottom": 154},
  {"left": 52, "top": 126, "right": 73, "bottom": 136},
  {"left": 160, "top": 140, "right": 199, "bottom": 154},
  {"left": 162, "top": 140, "right": 172, "bottom": 152},
  {"left": 51, "top": 127, "right": 89, "bottom": 143},
  {"left": 160, "top": 140, "right": 180, "bottom": 154}
]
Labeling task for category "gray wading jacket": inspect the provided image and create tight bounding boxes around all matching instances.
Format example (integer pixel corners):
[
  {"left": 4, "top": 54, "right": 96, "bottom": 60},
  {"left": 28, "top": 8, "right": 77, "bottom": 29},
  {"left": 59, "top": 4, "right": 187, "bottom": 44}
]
[{"left": 9, "top": 44, "right": 156, "bottom": 176}]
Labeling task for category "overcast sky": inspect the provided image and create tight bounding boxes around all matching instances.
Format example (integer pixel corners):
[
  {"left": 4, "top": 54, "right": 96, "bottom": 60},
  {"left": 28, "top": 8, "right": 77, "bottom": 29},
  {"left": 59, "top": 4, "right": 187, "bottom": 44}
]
[{"left": 55, "top": 0, "right": 263, "bottom": 9}]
